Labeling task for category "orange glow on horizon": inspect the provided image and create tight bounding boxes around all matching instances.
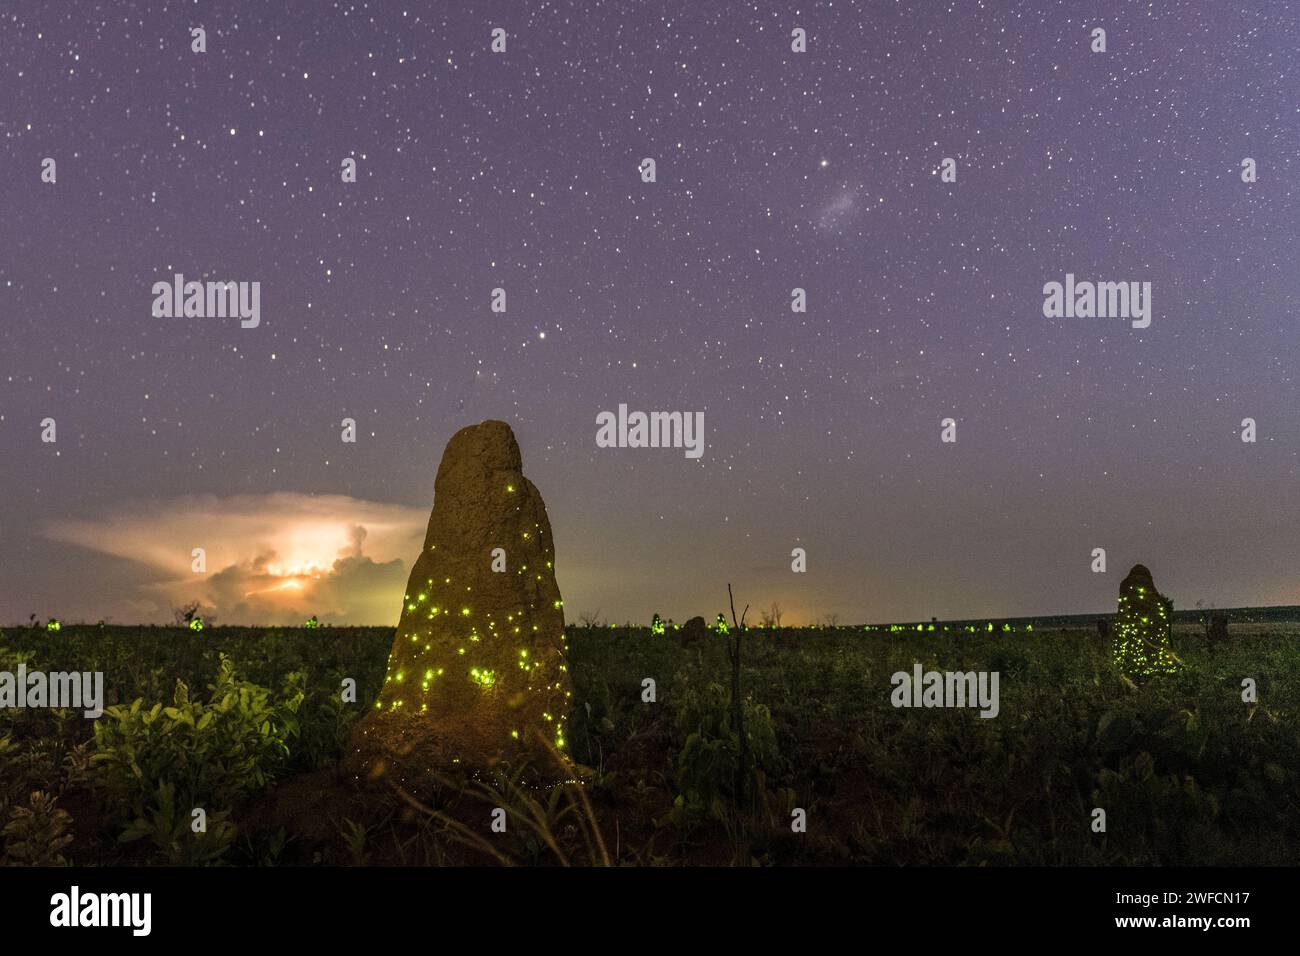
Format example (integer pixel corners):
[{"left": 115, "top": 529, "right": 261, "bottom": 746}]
[{"left": 244, "top": 578, "right": 308, "bottom": 598}]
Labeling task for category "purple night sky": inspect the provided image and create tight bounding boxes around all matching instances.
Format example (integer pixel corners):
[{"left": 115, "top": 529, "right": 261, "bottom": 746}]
[{"left": 2, "top": 1, "right": 1297, "bottom": 626}]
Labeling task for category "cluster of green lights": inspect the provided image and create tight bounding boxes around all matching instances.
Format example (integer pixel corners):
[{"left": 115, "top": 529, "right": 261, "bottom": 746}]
[
  {"left": 539, "top": 710, "right": 568, "bottom": 750},
  {"left": 651, "top": 613, "right": 666, "bottom": 636},
  {"left": 1111, "top": 591, "right": 1178, "bottom": 679},
  {"left": 380, "top": 526, "right": 571, "bottom": 755},
  {"left": 869, "top": 621, "right": 1034, "bottom": 634},
  {"left": 304, "top": 615, "right": 320, "bottom": 629},
  {"left": 714, "top": 613, "right": 729, "bottom": 635},
  {"left": 45, "top": 619, "right": 61, "bottom": 633},
  {"left": 189, "top": 618, "right": 204, "bottom": 632}
]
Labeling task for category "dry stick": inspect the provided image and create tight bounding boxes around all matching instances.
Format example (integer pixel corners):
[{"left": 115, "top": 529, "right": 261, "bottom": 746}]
[
  {"left": 389, "top": 733, "right": 609, "bottom": 867},
  {"left": 554, "top": 782, "right": 602, "bottom": 868},
  {"left": 509, "top": 777, "right": 571, "bottom": 866},
  {"left": 572, "top": 793, "right": 597, "bottom": 865},
  {"left": 468, "top": 765, "right": 570, "bottom": 866},
  {"left": 388, "top": 779, "right": 515, "bottom": 867},
  {"left": 727, "top": 583, "right": 751, "bottom": 809},
  {"left": 532, "top": 725, "right": 612, "bottom": 866}
]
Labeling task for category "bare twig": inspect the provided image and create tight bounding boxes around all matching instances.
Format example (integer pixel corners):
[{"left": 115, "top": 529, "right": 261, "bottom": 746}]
[
  {"left": 727, "top": 584, "right": 751, "bottom": 807},
  {"left": 387, "top": 779, "right": 516, "bottom": 866}
]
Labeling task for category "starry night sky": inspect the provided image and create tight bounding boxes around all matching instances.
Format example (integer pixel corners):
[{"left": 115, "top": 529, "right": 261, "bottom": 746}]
[{"left": 2, "top": 1, "right": 1298, "bottom": 626}]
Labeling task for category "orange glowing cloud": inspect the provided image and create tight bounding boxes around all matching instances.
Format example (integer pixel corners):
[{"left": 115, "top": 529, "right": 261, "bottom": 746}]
[{"left": 43, "top": 493, "right": 427, "bottom": 624}]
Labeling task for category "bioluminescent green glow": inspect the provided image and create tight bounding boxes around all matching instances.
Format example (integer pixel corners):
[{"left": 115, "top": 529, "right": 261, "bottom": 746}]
[{"left": 1111, "top": 567, "right": 1180, "bottom": 680}]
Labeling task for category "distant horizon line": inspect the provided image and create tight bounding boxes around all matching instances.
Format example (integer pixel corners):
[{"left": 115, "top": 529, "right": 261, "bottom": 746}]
[{"left": 9, "top": 602, "right": 1299, "bottom": 631}]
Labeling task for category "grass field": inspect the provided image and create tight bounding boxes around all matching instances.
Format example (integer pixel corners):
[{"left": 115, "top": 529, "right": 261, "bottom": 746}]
[{"left": 2, "top": 613, "right": 1298, "bottom": 866}]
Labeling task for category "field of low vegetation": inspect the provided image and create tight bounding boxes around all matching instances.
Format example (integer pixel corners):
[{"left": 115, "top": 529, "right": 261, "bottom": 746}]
[{"left": 2, "top": 610, "right": 1298, "bottom": 866}]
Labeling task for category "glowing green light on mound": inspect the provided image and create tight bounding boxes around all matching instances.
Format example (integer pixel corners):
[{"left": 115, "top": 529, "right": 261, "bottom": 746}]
[
  {"left": 46, "top": 619, "right": 62, "bottom": 632},
  {"left": 1111, "top": 583, "right": 1179, "bottom": 681},
  {"left": 715, "top": 613, "right": 729, "bottom": 635},
  {"left": 189, "top": 618, "right": 204, "bottom": 632},
  {"left": 506, "top": 484, "right": 515, "bottom": 493}
]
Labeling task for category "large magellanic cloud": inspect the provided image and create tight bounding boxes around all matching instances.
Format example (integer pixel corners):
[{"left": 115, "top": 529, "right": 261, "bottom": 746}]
[{"left": 43, "top": 494, "right": 427, "bottom": 625}]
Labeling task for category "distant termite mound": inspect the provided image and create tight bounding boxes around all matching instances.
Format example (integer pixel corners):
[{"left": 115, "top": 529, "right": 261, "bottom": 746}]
[
  {"left": 1111, "top": 563, "right": 1179, "bottom": 681},
  {"left": 348, "top": 420, "right": 572, "bottom": 791}
]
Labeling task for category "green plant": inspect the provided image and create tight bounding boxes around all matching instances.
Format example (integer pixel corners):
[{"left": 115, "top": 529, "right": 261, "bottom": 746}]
[
  {"left": 3, "top": 790, "right": 73, "bottom": 866},
  {"left": 338, "top": 817, "right": 370, "bottom": 866},
  {"left": 240, "top": 825, "right": 291, "bottom": 866},
  {"left": 90, "top": 654, "right": 303, "bottom": 823},
  {"left": 119, "top": 780, "right": 237, "bottom": 865},
  {"left": 667, "top": 681, "right": 780, "bottom": 826},
  {"left": 291, "top": 681, "right": 354, "bottom": 771}
]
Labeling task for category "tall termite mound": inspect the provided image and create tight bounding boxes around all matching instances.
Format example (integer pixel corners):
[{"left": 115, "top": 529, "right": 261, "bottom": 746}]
[
  {"left": 349, "top": 420, "right": 572, "bottom": 787},
  {"left": 1112, "top": 563, "right": 1179, "bottom": 681}
]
